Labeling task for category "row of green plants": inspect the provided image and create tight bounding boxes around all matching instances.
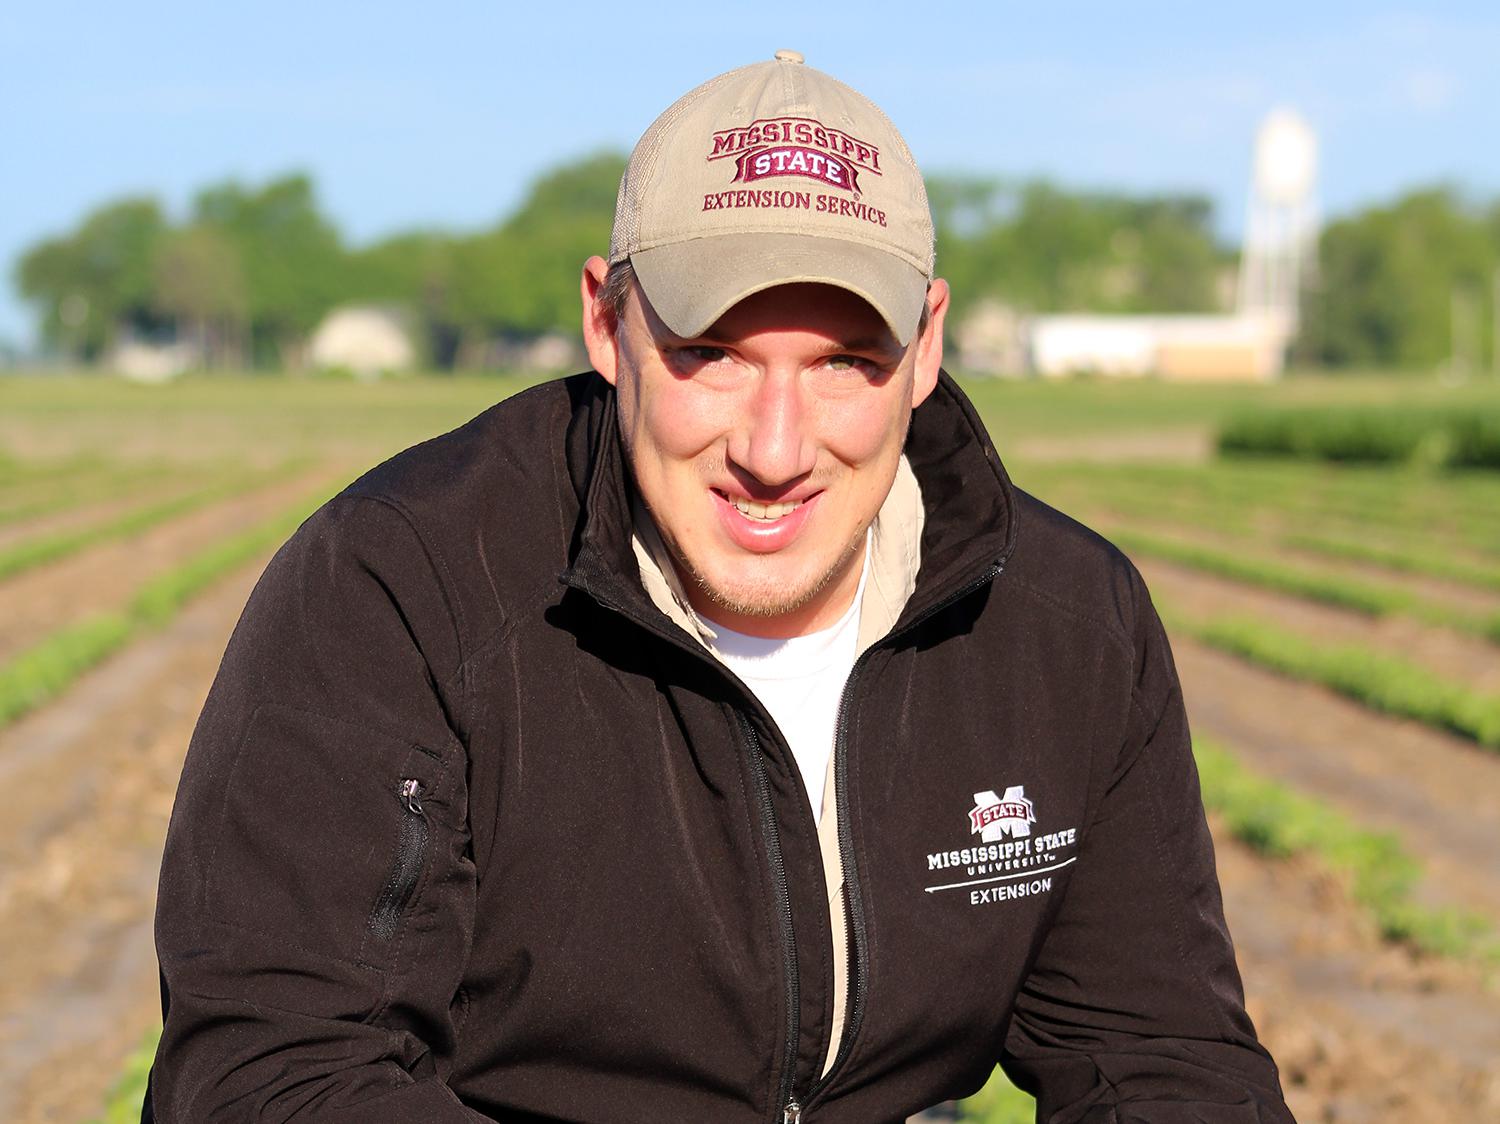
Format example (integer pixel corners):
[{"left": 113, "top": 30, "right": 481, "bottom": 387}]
[
  {"left": 0, "top": 461, "right": 304, "bottom": 581},
  {"left": 1170, "top": 610, "right": 1500, "bottom": 751},
  {"left": 0, "top": 485, "right": 329, "bottom": 729},
  {"left": 1112, "top": 528, "right": 1500, "bottom": 645},
  {"left": 0, "top": 460, "right": 190, "bottom": 530},
  {"left": 0, "top": 452, "right": 113, "bottom": 488},
  {"left": 1028, "top": 456, "right": 1500, "bottom": 552},
  {"left": 1028, "top": 467, "right": 1500, "bottom": 591},
  {"left": 91, "top": 1030, "right": 157, "bottom": 1124},
  {"left": 1193, "top": 740, "right": 1498, "bottom": 964},
  {"left": 1217, "top": 406, "right": 1500, "bottom": 470}
]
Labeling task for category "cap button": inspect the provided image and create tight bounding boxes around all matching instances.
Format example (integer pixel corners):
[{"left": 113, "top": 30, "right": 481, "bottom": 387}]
[{"left": 773, "top": 49, "right": 804, "bottom": 64}]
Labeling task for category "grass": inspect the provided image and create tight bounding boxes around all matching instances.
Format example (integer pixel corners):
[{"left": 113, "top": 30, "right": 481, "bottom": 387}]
[
  {"left": 959, "top": 1068, "right": 1035, "bottom": 1123},
  {"left": 0, "top": 484, "right": 330, "bottom": 729},
  {"left": 1194, "top": 739, "right": 1499, "bottom": 963},
  {"left": 1171, "top": 611, "right": 1500, "bottom": 750},
  {"left": 89, "top": 1028, "right": 157, "bottom": 1124}
]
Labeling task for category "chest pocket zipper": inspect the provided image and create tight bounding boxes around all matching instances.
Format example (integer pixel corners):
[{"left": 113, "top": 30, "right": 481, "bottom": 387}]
[{"left": 367, "top": 778, "right": 428, "bottom": 941}]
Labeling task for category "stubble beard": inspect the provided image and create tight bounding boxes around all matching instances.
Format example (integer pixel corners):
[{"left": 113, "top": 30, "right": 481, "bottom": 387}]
[{"left": 673, "top": 524, "right": 868, "bottom": 622}]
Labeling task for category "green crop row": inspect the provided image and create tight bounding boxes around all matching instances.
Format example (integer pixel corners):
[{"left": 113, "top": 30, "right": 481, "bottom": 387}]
[
  {"left": 0, "top": 451, "right": 111, "bottom": 489},
  {"left": 1172, "top": 611, "right": 1500, "bottom": 750},
  {"left": 0, "top": 461, "right": 185, "bottom": 529},
  {"left": 1113, "top": 528, "right": 1500, "bottom": 646},
  {"left": 1031, "top": 456, "right": 1500, "bottom": 555},
  {"left": 0, "top": 485, "right": 329, "bottom": 729},
  {"left": 1111, "top": 528, "right": 1413, "bottom": 615},
  {"left": 90, "top": 1028, "right": 158, "bottom": 1124},
  {"left": 1027, "top": 459, "right": 1500, "bottom": 593},
  {"left": 0, "top": 463, "right": 304, "bottom": 582},
  {"left": 1277, "top": 531, "right": 1500, "bottom": 594},
  {"left": 1194, "top": 740, "right": 1498, "bottom": 963},
  {"left": 1218, "top": 406, "right": 1500, "bottom": 470},
  {"left": 958, "top": 1068, "right": 1036, "bottom": 1123}
]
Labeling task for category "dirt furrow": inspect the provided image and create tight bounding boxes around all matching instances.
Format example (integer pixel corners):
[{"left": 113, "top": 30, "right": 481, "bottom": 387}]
[
  {"left": 1216, "top": 835, "right": 1500, "bottom": 1121},
  {"left": 1174, "top": 635, "right": 1500, "bottom": 923},
  {"left": 0, "top": 467, "right": 333, "bottom": 665},
  {"left": 0, "top": 562, "right": 268, "bottom": 1124},
  {"left": 1139, "top": 556, "right": 1500, "bottom": 695}
]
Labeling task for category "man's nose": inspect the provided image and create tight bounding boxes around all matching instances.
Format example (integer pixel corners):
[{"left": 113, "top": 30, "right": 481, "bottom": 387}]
[{"left": 725, "top": 369, "right": 817, "bottom": 487}]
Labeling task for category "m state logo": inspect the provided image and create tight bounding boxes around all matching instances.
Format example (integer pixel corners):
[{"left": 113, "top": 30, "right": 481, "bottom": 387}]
[
  {"left": 922, "top": 782, "right": 1079, "bottom": 907},
  {"left": 969, "top": 787, "right": 1035, "bottom": 841},
  {"left": 706, "top": 116, "right": 882, "bottom": 196}
]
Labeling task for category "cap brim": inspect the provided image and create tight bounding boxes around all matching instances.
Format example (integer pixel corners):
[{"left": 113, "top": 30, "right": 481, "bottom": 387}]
[{"left": 630, "top": 233, "right": 929, "bottom": 347}]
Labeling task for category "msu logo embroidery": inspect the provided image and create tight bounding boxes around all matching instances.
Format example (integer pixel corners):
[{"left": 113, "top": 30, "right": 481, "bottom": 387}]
[{"left": 969, "top": 787, "right": 1036, "bottom": 842}]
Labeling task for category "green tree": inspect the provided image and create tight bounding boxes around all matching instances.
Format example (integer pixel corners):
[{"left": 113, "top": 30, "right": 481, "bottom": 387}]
[
  {"left": 152, "top": 224, "right": 249, "bottom": 368},
  {"left": 1299, "top": 187, "right": 1498, "bottom": 370},
  {"left": 15, "top": 197, "right": 168, "bottom": 360},
  {"left": 929, "top": 175, "right": 1225, "bottom": 328},
  {"left": 447, "top": 151, "right": 626, "bottom": 355},
  {"left": 193, "top": 173, "right": 345, "bottom": 367}
]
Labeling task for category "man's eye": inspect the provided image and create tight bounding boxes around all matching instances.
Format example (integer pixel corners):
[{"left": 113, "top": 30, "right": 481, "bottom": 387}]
[
  {"left": 825, "top": 355, "right": 871, "bottom": 373},
  {"left": 685, "top": 346, "right": 727, "bottom": 363}
]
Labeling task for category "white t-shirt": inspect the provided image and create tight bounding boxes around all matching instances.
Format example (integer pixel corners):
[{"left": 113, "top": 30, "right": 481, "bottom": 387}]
[{"left": 708, "top": 537, "right": 870, "bottom": 823}]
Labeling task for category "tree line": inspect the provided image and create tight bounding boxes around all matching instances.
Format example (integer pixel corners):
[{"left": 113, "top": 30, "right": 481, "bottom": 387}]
[{"left": 13, "top": 151, "right": 1500, "bottom": 372}]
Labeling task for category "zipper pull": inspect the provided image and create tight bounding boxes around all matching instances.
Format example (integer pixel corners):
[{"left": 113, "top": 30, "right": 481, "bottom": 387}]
[
  {"left": 400, "top": 778, "right": 425, "bottom": 816},
  {"left": 783, "top": 1098, "right": 802, "bottom": 1123}
]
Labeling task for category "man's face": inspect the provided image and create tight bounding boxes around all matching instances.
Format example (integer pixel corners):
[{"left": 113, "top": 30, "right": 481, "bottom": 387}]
[{"left": 583, "top": 258, "right": 947, "bottom": 638}]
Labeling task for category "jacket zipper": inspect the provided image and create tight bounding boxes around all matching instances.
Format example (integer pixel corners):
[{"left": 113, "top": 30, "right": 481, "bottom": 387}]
[
  {"left": 571, "top": 559, "right": 1010, "bottom": 1121},
  {"left": 737, "top": 714, "right": 802, "bottom": 1122},
  {"left": 776, "top": 561, "right": 1008, "bottom": 1120},
  {"left": 367, "top": 778, "right": 428, "bottom": 941}
]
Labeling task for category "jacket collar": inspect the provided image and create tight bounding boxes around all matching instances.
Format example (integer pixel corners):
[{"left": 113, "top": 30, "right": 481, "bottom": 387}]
[{"left": 560, "top": 370, "right": 1018, "bottom": 646}]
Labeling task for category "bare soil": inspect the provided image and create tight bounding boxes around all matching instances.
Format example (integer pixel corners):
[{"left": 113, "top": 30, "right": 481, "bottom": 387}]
[
  {"left": 0, "top": 468, "right": 330, "bottom": 665},
  {"left": 1012, "top": 428, "right": 1213, "bottom": 464},
  {"left": 0, "top": 565, "right": 265, "bottom": 1123},
  {"left": 1175, "top": 632, "right": 1500, "bottom": 926},
  {"left": 1219, "top": 838, "right": 1500, "bottom": 1121}
]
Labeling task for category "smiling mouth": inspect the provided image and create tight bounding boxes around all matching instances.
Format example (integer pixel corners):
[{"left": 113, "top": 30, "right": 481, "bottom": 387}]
[{"left": 713, "top": 489, "right": 805, "bottom": 522}]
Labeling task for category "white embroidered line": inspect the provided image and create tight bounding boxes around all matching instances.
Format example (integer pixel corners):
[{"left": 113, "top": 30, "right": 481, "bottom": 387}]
[{"left": 923, "top": 855, "right": 1079, "bottom": 894}]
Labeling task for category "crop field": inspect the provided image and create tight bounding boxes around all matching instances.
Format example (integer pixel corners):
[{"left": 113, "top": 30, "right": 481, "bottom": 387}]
[{"left": 1, "top": 370, "right": 1498, "bottom": 1122}]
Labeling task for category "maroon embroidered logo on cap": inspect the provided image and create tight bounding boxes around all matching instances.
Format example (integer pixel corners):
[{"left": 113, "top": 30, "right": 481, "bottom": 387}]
[{"left": 708, "top": 117, "right": 882, "bottom": 197}]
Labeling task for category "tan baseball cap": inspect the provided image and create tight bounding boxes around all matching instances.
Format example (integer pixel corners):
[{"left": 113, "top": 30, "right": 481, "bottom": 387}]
[{"left": 609, "top": 50, "right": 934, "bottom": 346}]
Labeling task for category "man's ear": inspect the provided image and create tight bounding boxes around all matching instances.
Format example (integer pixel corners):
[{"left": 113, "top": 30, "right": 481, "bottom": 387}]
[
  {"left": 580, "top": 255, "right": 620, "bottom": 385},
  {"left": 910, "top": 277, "right": 949, "bottom": 409}
]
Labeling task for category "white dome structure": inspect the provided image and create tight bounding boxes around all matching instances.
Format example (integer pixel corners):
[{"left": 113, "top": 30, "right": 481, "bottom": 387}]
[{"left": 308, "top": 306, "right": 418, "bottom": 378}]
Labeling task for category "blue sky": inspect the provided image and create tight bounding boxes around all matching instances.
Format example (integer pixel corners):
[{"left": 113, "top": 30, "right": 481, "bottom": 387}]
[{"left": 3, "top": 2, "right": 1497, "bottom": 346}]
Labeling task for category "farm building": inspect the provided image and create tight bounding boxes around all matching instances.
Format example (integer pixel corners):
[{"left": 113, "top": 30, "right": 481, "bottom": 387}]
[
  {"left": 956, "top": 304, "right": 1290, "bottom": 381},
  {"left": 307, "top": 306, "right": 418, "bottom": 377}
]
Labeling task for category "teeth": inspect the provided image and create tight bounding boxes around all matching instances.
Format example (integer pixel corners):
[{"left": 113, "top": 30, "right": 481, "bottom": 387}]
[{"left": 731, "top": 496, "right": 800, "bottom": 521}]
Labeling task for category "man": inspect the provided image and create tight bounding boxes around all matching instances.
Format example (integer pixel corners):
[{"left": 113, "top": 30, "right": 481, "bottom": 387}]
[{"left": 147, "top": 52, "right": 1291, "bottom": 1122}]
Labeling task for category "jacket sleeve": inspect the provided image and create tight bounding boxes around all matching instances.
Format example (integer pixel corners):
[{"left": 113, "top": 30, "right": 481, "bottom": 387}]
[
  {"left": 998, "top": 569, "right": 1293, "bottom": 1122},
  {"left": 148, "top": 493, "right": 489, "bottom": 1122}
]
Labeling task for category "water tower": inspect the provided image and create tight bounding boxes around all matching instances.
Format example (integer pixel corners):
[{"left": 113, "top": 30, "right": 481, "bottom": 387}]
[{"left": 1237, "top": 109, "right": 1318, "bottom": 334}]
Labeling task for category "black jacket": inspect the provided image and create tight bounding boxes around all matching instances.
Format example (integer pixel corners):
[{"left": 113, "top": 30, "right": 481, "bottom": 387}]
[{"left": 147, "top": 372, "right": 1290, "bottom": 1122}]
